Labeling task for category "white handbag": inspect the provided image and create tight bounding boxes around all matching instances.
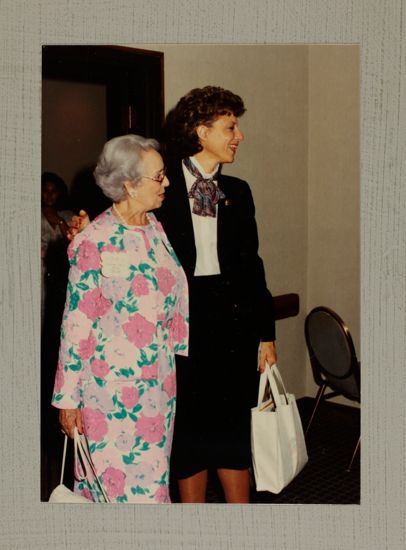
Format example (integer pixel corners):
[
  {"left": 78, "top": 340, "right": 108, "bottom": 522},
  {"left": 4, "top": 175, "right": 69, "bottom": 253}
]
[
  {"left": 49, "top": 428, "right": 109, "bottom": 503},
  {"left": 251, "top": 363, "right": 308, "bottom": 493}
]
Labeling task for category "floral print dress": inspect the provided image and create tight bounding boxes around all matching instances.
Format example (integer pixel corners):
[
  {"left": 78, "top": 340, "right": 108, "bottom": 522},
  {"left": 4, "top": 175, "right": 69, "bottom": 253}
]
[{"left": 51, "top": 208, "right": 188, "bottom": 503}]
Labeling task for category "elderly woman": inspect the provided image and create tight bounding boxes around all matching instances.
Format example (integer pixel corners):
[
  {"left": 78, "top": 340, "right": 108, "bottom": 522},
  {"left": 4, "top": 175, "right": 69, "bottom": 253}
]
[
  {"left": 51, "top": 134, "right": 188, "bottom": 503},
  {"left": 159, "top": 86, "right": 277, "bottom": 503}
]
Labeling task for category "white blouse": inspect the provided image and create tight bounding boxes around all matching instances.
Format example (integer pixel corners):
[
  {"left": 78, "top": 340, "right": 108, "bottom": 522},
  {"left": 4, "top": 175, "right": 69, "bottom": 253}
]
[{"left": 182, "top": 157, "right": 221, "bottom": 276}]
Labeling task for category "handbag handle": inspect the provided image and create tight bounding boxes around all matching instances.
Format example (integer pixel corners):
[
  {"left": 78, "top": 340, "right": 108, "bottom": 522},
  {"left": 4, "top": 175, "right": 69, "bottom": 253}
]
[
  {"left": 257, "top": 363, "right": 289, "bottom": 408},
  {"left": 59, "top": 433, "right": 69, "bottom": 485},
  {"left": 58, "top": 429, "right": 110, "bottom": 502},
  {"left": 73, "top": 428, "right": 110, "bottom": 502}
]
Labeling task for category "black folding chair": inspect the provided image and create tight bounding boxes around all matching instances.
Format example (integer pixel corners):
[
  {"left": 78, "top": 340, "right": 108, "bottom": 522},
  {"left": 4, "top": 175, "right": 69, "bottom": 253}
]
[{"left": 305, "top": 306, "right": 360, "bottom": 471}]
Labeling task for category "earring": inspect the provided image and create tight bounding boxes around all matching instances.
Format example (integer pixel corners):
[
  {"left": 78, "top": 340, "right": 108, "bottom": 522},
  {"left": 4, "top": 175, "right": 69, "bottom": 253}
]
[{"left": 129, "top": 190, "right": 137, "bottom": 198}]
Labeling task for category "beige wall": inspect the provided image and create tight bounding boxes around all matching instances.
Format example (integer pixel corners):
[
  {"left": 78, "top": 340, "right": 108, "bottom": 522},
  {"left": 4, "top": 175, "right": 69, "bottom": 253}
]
[
  {"left": 42, "top": 79, "right": 107, "bottom": 188},
  {"left": 307, "top": 45, "right": 360, "bottom": 404}
]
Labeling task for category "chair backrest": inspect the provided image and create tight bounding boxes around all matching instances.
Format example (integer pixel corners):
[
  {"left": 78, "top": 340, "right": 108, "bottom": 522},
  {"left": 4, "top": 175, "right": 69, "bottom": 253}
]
[{"left": 305, "top": 306, "right": 360, "bottom": 402}]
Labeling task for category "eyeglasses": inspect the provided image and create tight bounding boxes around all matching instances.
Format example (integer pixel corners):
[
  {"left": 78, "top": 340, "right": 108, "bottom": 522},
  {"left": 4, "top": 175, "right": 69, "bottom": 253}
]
[{"left": 140, "top": 168, "right": 167, "bottom": 184}]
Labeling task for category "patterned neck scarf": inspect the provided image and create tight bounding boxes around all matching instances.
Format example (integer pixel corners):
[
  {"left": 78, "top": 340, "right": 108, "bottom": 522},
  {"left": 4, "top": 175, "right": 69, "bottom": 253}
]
[{"left": 183, "top": 157, "right": 225, "bottom": 218}]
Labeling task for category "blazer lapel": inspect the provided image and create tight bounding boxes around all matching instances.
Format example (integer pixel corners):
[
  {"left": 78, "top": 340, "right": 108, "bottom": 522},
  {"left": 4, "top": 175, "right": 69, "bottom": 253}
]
[
  {"left": 217, "top": 175, "right": 227, "bottom": 269},
  {"left": 159, "top": 161, "right": 196, "bottom": 276}
]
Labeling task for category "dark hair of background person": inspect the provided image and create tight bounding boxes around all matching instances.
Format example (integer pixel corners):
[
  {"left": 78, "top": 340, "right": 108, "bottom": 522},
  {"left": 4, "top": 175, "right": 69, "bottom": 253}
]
[
  {"left": 161, "top": 86, "right": 246, "bottom": 161},
  {"left": 41, "top": 171, "right": 71, "bottom": 211}
]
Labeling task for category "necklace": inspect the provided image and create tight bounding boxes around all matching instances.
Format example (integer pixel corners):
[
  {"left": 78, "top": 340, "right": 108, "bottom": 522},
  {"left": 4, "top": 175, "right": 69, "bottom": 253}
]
[
  {"left": 112, "top": 203, "right": 149, "bottom": 226},
  {"left": 112, "top": 203, "right": 128, "bottom": 225}
]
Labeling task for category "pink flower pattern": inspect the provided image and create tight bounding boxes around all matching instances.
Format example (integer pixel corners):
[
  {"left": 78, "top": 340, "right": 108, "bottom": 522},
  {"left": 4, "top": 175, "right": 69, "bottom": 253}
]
[
  {"left": 154, "top": 484, "right": 170, "bottom": 503},
  {"left": 163, "top": 372, "right": 176, "bottom": 399},
  {"left": 120, "top": 386, "right": 139, "bottom": 409},
  {"left": 101, "top": 243, "right": 121, "bottom": 253},
  {"left": 53, "top": 362, "right": 64, "bottom": 393},
  {"left": 135, "top": 413, "right": 165, "bottom": 444},
  {"left": 51, "top": 209, "right": 188, "bottom": 503},
  {"left": 77, "top": 239, "right": 100, "bottom": 271},
  {"left": 156, "top": 267, "right": 177, "bottom": 296},
  {"left": 123, "top": 313, "right": 156, "bottom": 348},
  {"left": 140, "top": 361, "right": 158, "bottom": 380},
  {"left": 67, "top": 241, "right": 76, "bottom": 261},
  {"left": 90, "top": 359, "right": 110, "bottom": 378},
  {"left": 78, "top": 332, "right": 96, "bottom": 360},
  {"left": 80, "top": 487, "right": 92, "bottom": 501},
  {"left": 101, "top": 466, "right": 126, "bottom": 498},
  {"left": 82, "top": 407, "right": 108, "bottom": 442},
  {"left": 131, "top": 274, "right": 150, "bottom": 296},
  {"left": 79, "top": 288, "right": 111, "bottom": 320},
  {"left": 168, "top": 312, "right": 188, "bottom": 351}
]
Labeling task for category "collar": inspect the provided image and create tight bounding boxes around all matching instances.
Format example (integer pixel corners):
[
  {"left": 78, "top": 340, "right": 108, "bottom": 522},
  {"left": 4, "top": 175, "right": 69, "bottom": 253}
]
[{"left": 189, "top": 156, "right": 220, "bottom": 179}]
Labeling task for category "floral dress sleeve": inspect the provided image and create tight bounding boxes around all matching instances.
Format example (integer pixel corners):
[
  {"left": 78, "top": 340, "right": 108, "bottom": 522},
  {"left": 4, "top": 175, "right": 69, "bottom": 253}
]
[
  {"left": 169, "top": 278, "right": 188, "bottom": 357},
  {"left": 51, "top": 235, "right": 109, "bottom": 409},
  {"left": 154, "top": 217, "right": 189, "bottom": 357}
]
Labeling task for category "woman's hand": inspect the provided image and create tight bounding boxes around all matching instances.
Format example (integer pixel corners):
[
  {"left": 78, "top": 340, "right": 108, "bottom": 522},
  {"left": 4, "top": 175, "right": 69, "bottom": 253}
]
[
  {"left": 57, "top": 219, "right": 70, "bottom": 240},
  {"left": 258, "top": 341, "right": 277, "bottom": 373},
  {"left": 43, "top": 207, "right": 69, "bottom": 239},
  {"left": 59, "top": 408, "right": 83, "bottom": 439},
  {"left": 67, "top": 210, "right": 90, "bottom": 241}
]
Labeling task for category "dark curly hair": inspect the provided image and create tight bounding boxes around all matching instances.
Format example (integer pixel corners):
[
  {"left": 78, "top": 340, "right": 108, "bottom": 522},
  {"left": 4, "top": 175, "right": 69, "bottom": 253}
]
[
  {"left": 41, "top": 171, "right": 70, "bottom": 210},
  {"left": 162, "top": 86, "right": 246, "bottom": 160}
]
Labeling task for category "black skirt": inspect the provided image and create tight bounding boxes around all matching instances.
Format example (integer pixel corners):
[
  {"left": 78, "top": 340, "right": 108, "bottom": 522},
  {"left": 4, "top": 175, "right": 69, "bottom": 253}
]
[{"left": 170, "top": 275, "right": 260, "bottom": 479}]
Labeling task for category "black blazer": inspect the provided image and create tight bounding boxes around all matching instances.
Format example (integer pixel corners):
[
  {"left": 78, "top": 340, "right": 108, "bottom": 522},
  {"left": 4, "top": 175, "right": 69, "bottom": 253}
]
[{"left": 156, "top": 161, "right": 275, "bottom": 342}]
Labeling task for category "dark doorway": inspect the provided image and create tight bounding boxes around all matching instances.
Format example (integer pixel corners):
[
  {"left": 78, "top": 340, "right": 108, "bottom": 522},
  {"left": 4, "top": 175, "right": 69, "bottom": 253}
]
[
  {"left": 42, "top": 45, "right": 164, "bottom": 216},
  {"left": 41, "top": 45, "right": 164, "bottom": 501},
  {"left": 42, "top": 45, "right": 164, "bottom": 139}
]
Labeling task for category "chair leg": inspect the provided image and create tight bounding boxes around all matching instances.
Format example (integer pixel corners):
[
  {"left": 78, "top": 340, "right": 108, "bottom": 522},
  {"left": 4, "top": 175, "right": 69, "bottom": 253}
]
[
  {"left": 346, "top": 436, "right": 360, "bottom": 472},
  {"left": 305, "top": 384, "right": 327, "bottom": 437}
]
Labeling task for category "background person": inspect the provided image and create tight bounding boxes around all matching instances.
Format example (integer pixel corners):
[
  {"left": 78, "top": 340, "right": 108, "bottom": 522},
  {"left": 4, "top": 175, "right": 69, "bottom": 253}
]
[
  {"left": 41, "top": 172, "right": 74, "bottom": 322},
  {"left": 41, "top": 171, "right": 75, "bottom": 500},
  {"left": 51, "top": 135, "right": 188, "bottom": 503}
]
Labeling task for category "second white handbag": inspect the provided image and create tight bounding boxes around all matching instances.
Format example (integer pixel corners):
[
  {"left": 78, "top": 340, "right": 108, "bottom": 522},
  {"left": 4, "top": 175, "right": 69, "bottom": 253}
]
[
  {"left": 49, "top": 428, "right": 110, "bottom": 503},
  {"left": 251, "top": 363, "right": 308, "bottom": 494}
]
